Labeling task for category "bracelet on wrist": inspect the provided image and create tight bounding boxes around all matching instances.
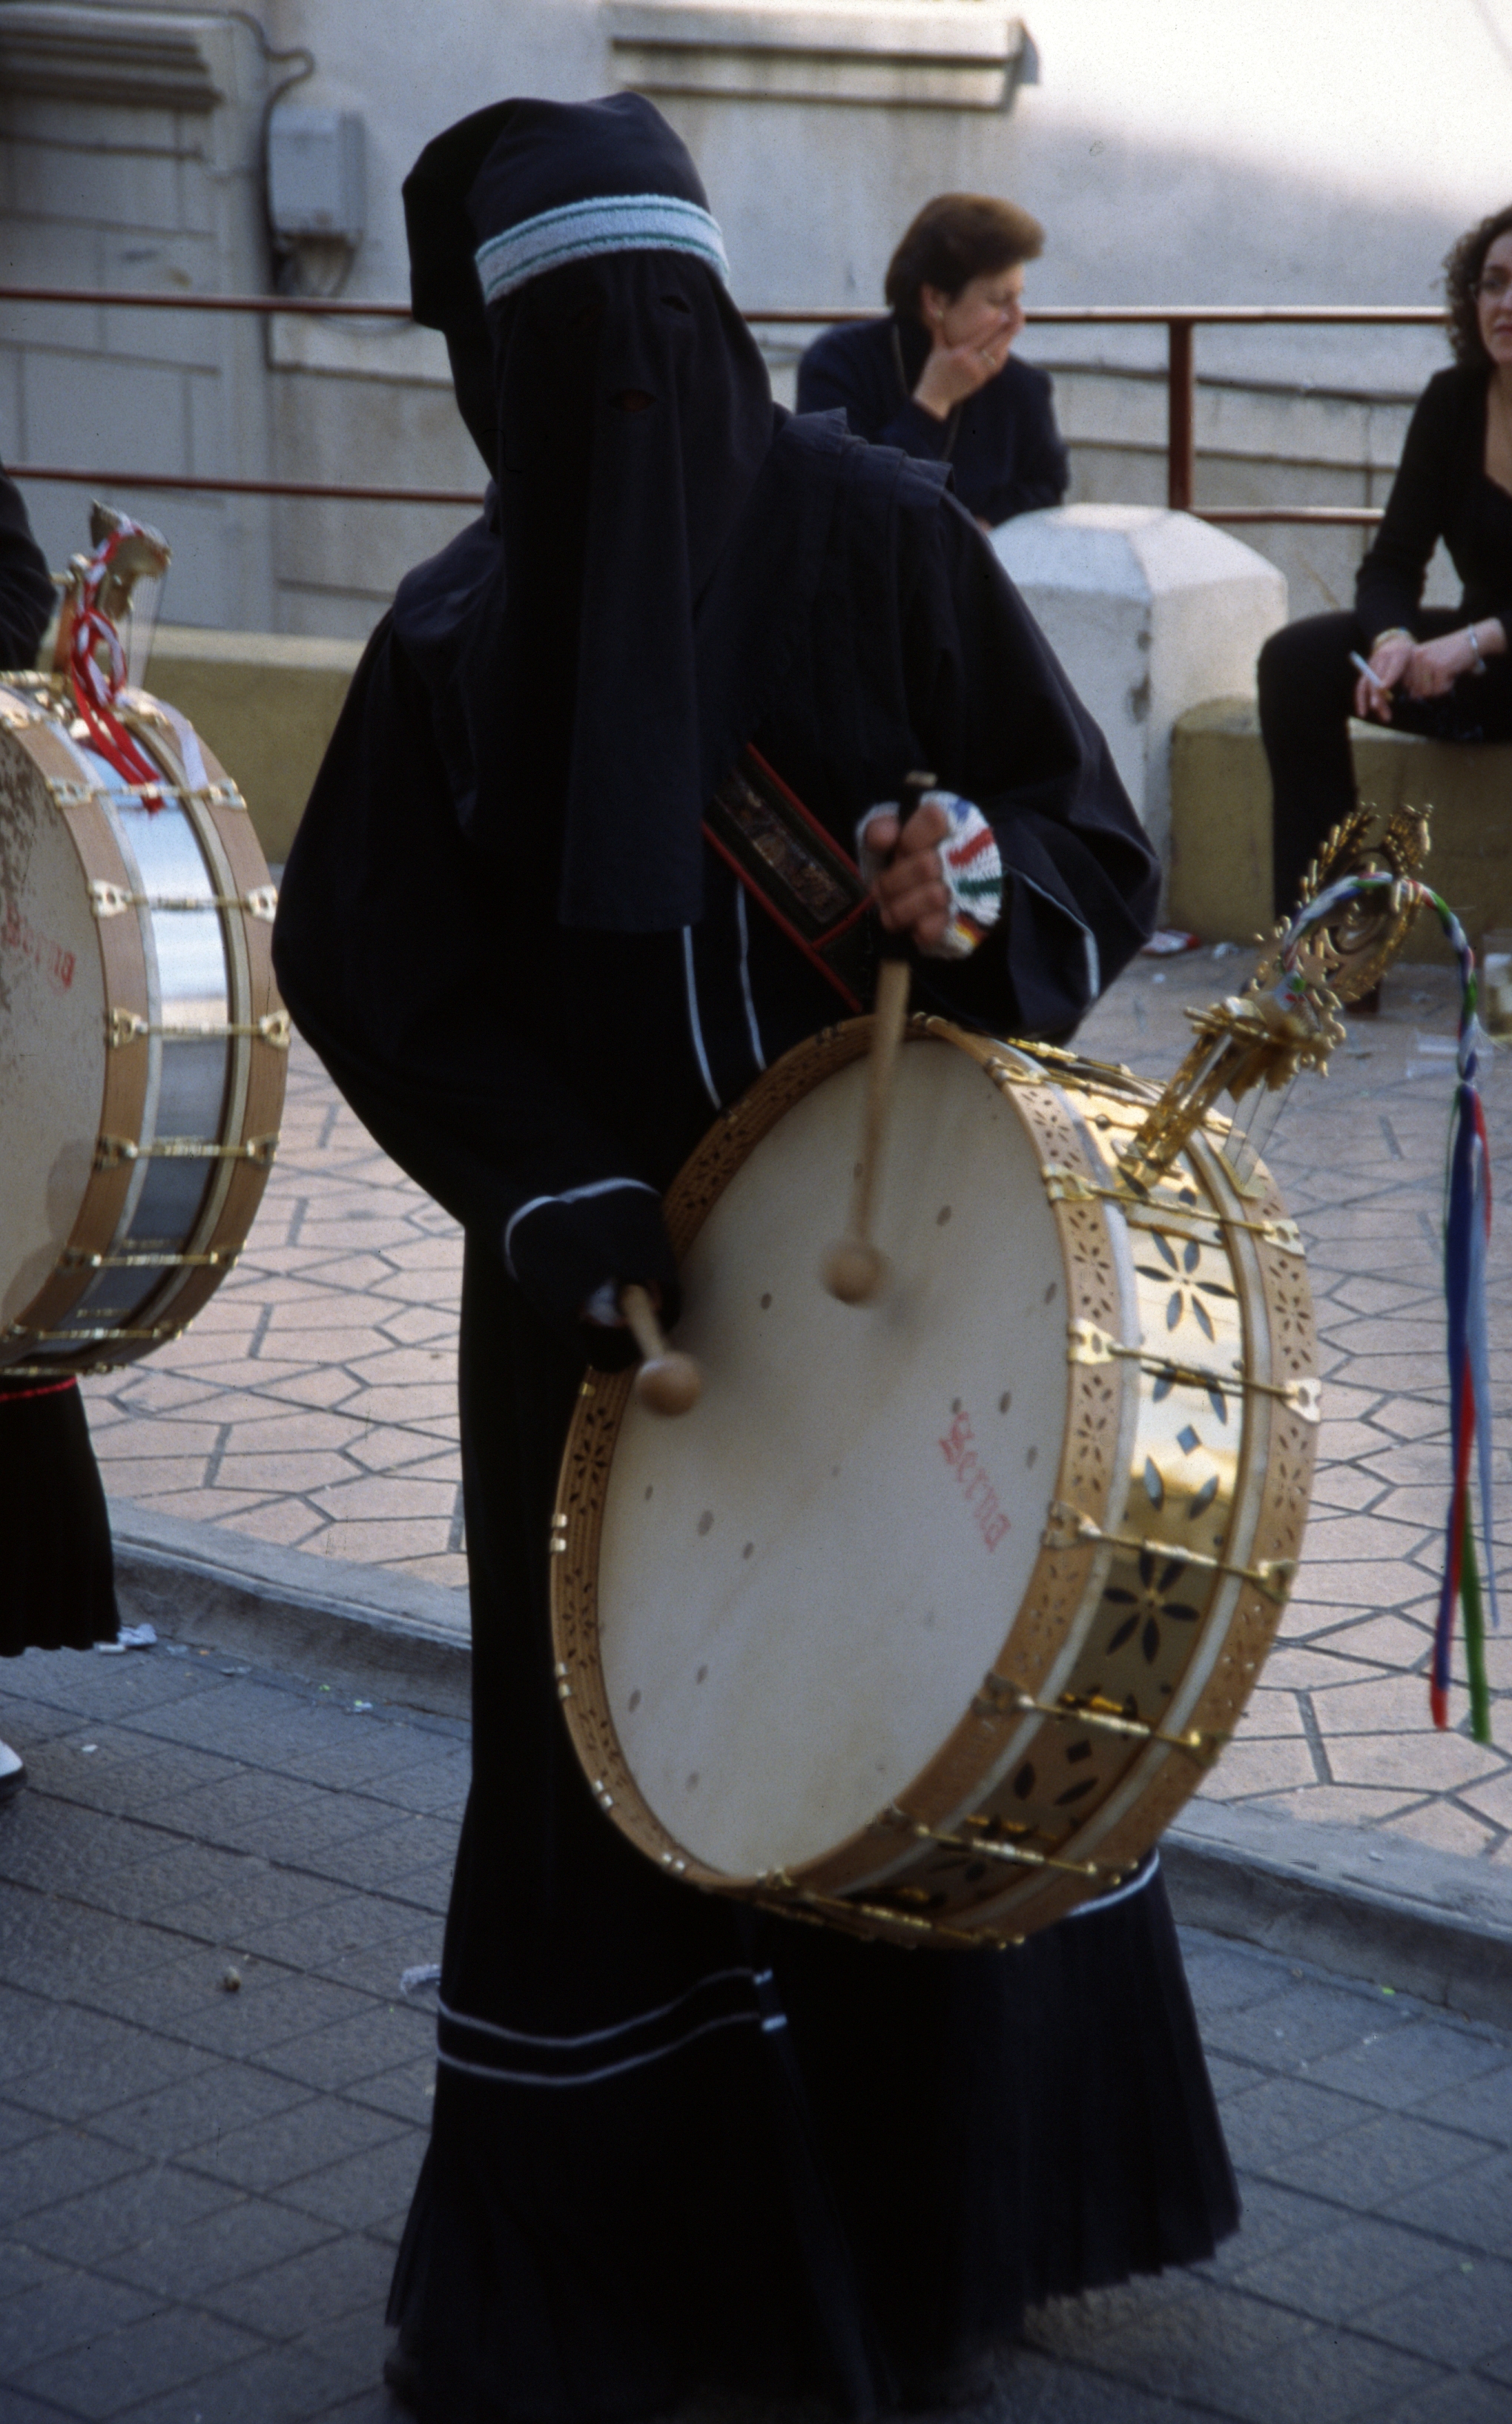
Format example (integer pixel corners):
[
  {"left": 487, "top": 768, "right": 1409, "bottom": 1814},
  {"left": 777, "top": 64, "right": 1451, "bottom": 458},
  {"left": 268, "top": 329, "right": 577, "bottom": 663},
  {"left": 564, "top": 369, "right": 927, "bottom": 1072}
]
[
  {"left": 1468, "top": 622, "right": 1488, "bottom": 677},
  {"left": 1373, "top": 627, "right": 1413, "bottom": 649}
]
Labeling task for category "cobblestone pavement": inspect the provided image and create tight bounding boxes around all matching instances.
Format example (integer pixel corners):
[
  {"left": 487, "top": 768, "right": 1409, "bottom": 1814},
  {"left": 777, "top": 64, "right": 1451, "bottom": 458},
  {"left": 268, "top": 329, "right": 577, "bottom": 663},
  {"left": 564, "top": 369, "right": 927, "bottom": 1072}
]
[
  {"left": 79, "top": 954, "right": 1512, "bottom": 1849},
  {"left": 3, "top": 1635, "right": 1512, "bottom": 2423}
]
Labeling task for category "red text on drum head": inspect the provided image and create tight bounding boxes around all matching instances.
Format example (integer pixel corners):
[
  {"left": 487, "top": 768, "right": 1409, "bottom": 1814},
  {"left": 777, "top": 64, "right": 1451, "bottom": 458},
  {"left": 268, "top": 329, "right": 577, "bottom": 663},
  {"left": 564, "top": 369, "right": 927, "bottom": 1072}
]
[{"left": 939, "top": 1407, "right": 1011, "bottom": 1549}]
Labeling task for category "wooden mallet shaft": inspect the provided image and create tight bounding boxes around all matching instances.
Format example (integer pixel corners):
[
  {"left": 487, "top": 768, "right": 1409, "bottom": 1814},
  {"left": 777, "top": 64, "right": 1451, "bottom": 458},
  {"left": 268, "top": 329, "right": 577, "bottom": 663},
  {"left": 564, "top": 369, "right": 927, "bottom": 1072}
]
[{"left": 822, "top": 770, "right": 936, "bottom": 1305}]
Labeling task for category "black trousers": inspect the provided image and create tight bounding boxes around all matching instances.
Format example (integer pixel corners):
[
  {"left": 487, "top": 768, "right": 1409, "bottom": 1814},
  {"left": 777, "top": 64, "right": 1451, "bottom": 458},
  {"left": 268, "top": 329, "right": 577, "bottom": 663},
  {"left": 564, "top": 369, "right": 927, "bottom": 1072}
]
[{"left": 1257, "top": 607, "right": 1512, "bottom": 918}]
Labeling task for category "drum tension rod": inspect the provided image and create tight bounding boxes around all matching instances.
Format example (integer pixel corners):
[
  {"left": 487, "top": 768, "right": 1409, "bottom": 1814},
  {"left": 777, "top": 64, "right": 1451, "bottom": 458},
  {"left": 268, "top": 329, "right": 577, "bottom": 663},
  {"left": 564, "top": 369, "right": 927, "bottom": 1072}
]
[
  {"left": 1041, "top": 1496, "right": 1297, "bottom": 1605},
  {"left": 5, "top": 1321, "right": 179, "bottom": 1346},
  {"left": 89, "top": 879, "right": 277, "bottom": 922},
  {"left": 96, "top": 1134, "right": 277, "bottom": 1170},
  {"left": 108, "top": 1008, "right": 291, "bottom": 1049},
  {"left": 62, "top": 1247, "right": 239, "bottom": 1272},
  {"left": 1066, "top": 1319, "right": 1322, "bottom": 1424},
  {"left": 970, "top": 1671, "right": 1230, "bottom": 1766},
  {"left": 883, "top": 1803, "right": 1123, "bottom": 1884},
  {"left": 753, "top": 1879, "right": 1017, "bottom": 1952},
  {"left": 54, "top": 779, "right": 243, "bottom": 810},
  {"left": 1042, "top": 1167, "right": 1304, "bottom": 1255}
]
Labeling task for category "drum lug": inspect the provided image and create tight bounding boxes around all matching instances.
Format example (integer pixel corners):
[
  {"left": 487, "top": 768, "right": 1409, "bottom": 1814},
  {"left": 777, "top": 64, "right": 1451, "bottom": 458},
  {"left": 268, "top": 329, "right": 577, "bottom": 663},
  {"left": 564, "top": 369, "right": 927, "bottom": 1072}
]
[
  {"left": 89, "top": 879, "right": 133, "bottom": 919},
  {"left": 1043, "top": 1163, "right": 1097, "bottom": 1204},
  {"left": 1066, "top": 1318, "right": 1123, "bottom": 1366}
]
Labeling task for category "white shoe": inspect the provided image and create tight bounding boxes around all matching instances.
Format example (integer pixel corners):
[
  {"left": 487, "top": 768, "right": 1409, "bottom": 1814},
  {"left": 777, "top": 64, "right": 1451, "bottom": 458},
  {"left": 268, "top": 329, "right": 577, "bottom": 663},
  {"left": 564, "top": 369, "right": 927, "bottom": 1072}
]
[{"left": 0, "top": 1738, "right": 25, "bottom": 1803}]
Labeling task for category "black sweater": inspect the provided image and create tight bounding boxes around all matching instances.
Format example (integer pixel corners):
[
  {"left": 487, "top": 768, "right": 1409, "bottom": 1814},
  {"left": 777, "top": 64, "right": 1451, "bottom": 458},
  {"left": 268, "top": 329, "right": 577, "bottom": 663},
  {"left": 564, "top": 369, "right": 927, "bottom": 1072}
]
[
  {"left": 0, "top": 469, "right": 54, "bottom": 672},
  {"left": 796, "top": 313, "right": 1068, "bottom": 527},
  {"left": 1356, "top": 363, "right": 1512, "bottom": 645}
]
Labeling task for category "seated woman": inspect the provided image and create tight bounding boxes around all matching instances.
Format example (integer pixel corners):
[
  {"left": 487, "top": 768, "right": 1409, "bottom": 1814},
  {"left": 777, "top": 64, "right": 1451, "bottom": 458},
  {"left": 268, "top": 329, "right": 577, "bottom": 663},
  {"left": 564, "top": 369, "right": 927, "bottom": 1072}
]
[
  {"left": 796, "top": 191, "right": 1069, "bottom": 527},
  {"left": 1259, "top": 203, "right": 1512, "bottom": 917}
]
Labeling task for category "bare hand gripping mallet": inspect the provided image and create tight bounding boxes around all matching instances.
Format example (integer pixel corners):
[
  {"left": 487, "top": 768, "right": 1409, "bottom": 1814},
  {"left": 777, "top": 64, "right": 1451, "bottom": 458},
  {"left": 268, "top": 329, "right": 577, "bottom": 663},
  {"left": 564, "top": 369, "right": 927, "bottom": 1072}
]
[
  {"left": 621, "top": 1284, "right": 701, "bottom": 1416},
  {"left": 822, "top": 771, "right": 936, "bottom": 1306}
]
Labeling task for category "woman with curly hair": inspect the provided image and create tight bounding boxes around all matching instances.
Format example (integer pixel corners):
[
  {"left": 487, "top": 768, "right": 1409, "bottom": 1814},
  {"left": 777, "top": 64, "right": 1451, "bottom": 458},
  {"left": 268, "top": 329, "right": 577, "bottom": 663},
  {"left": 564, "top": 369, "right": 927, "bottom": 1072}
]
[{"left": 1258, "top": 205, "right": 1512, "bottom": 915}]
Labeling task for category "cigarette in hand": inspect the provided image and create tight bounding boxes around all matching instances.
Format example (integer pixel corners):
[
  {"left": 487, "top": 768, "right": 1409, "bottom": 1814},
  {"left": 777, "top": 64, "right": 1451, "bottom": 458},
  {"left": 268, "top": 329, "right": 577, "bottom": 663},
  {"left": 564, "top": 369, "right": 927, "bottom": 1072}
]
[{"left": 1350, "top": 651, "right": 1390, "bottom": 695}]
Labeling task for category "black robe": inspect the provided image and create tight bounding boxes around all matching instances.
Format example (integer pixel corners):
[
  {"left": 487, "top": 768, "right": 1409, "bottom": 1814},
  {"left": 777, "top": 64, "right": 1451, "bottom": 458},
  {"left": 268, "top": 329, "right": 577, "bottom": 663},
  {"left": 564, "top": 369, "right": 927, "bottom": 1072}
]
[
  {"left": 0, "top": 468, "right": 119, "bottom": 1657},
  {"left": 274, "top": 415, "right": 1234, "bottom": 2424}
]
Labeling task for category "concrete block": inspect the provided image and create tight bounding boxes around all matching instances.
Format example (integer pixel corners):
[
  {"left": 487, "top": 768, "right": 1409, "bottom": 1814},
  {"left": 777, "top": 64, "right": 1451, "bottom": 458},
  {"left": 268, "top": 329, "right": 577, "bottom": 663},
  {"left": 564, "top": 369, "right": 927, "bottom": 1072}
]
[
  {"left": 142, "top": 624, "right": 362, "bottom": 865},
  {"left": 1168, "top": 696, "right": 1512, "bottom": 961},
  {"left": 990, "top": 503, "right": 1287, "bottom": 874}
]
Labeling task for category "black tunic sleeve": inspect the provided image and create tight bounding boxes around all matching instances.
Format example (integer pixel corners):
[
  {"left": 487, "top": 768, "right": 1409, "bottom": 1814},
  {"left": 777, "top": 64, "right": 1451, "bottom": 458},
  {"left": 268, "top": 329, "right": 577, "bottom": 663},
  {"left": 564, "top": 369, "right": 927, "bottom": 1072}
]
[
  {"left": 971, "top": 364, "right": 1069, "bottom": 527},
  {"left": 273, "top": 621, "right": 678, "bottom": 1353},
  {"left": 905, "top": 498, "right": 1158, "bottom": 1039},
  {"left": 0, "top": 469, "right": 56, "bottom": 673},
  {"left": 1355, "top": 371, "right": 1470, "bottom": 645}
]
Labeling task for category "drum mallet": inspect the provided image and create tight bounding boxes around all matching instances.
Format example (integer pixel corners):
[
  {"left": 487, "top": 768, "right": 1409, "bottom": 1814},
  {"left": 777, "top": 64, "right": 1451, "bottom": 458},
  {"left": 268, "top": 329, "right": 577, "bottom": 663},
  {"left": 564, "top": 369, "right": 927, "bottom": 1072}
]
[
  {"left": 822, "top": 771, "right": 935, "bottom": 1307},
  {"left": 620, "top": 1284, "right": 702, "bottom": 1417}
]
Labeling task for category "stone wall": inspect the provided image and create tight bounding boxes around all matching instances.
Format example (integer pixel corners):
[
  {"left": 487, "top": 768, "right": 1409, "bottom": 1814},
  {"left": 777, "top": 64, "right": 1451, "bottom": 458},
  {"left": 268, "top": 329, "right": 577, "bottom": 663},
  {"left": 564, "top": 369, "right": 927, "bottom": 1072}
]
[{"left": 2, "top": 0, "right": 1507, "bottom": 635}]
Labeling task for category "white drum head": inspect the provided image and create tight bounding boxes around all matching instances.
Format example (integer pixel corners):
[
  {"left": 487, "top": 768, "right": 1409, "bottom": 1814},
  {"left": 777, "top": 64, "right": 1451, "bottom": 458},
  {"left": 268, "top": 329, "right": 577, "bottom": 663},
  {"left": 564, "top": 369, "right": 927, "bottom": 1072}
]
[
  {"left": 0, "top": 739, "right": 105, "bottom": 1328},
  {"left": 598, "top": 1040, "right": 1069, "bottom": 1880}
]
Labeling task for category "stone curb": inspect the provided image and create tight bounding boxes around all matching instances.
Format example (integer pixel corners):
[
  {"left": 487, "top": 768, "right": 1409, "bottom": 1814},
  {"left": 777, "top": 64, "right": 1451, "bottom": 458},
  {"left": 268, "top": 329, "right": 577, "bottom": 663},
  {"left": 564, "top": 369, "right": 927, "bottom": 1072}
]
[
  {"left": 109, "top": 1497, "right": 472, "bottom": 1722},
  {"left": 110, "top": 1501, "right": 1512, "bottom": 2026},
  {"left": 1163, "top": 1799, "right": 1512, "bottom": 2032}
]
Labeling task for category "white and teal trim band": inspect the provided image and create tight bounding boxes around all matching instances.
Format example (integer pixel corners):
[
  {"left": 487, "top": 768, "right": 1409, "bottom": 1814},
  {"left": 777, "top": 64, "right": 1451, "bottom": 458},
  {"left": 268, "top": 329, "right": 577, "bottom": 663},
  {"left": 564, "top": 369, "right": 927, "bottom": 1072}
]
[{"left": 475, "top": 193, "right": 730, "bottom": 305}]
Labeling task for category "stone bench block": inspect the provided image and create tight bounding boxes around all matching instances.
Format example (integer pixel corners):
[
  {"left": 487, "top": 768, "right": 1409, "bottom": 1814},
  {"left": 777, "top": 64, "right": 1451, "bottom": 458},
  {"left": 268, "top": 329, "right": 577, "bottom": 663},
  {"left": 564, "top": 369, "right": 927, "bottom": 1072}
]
[
  {"left": 143, "top": 624, "right": 362, "bottom": 867},
  {"left": 990, "top": 503, "right": 1287, "bottom": 878},
  {"left": 1169, "top": 697, "right": 1512, "bottom": 962}
]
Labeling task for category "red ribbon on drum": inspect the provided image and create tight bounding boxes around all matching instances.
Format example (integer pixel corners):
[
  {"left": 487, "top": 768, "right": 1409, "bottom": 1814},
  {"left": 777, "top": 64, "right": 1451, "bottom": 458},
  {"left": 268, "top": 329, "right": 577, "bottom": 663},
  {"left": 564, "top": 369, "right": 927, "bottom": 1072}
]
[{"left": 66, "top": 520, "right": 167, "bottom": 799}]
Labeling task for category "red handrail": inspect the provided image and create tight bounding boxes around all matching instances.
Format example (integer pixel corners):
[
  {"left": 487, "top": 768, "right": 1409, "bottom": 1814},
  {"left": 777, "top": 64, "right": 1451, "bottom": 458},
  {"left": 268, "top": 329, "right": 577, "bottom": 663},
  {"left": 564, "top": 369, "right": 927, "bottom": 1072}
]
[{"left": 0, "top": 283, "right": 1445, "bottom": 519}]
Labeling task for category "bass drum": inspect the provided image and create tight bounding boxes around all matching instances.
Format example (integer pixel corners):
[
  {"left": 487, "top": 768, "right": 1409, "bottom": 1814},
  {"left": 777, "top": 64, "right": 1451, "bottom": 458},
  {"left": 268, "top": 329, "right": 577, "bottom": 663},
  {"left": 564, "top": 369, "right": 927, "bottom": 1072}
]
[
  {"left": 551, "top": 1015, "right": 1318, "bottom": 1948},
  {"left": 0, "top": 673, "right": 285, "bottom": 1376}
]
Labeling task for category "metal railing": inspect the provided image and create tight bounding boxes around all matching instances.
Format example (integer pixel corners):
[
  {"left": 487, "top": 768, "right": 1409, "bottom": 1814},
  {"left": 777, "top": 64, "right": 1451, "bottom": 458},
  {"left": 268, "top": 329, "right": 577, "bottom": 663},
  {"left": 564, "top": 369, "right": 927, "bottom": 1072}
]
[{"left": 1, "top": 284, "right": 1448, "bottom": 521}]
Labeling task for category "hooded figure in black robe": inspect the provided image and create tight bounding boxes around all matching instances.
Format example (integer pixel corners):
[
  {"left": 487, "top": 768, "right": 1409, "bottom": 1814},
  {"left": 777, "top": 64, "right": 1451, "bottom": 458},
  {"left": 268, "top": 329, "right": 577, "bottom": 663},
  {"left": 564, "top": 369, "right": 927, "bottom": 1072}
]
[
  {"left": 0, "top": 469, "right": 119, "bottom": 1717},
  {"left": 274, "top": 94, "right": 1235, "bottom": 2424}
]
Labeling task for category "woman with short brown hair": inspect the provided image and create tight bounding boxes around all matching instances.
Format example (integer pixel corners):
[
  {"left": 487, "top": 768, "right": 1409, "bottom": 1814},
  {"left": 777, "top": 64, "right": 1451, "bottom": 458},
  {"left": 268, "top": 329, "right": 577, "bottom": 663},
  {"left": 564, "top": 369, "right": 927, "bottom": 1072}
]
[{"left": 798, "top": 191, "right": 1069, "bottom": 526}]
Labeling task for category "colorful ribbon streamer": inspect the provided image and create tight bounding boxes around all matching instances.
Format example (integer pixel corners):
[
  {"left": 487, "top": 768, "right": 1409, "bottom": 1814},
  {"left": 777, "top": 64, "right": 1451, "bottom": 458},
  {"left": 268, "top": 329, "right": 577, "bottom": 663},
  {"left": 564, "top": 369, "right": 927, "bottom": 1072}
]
[
  {"left": 66, "top": 521, "right": 165, "bottom": 799},
  {"left": 1277, "top": 875, "right": 1497, "bottom": 1745}
]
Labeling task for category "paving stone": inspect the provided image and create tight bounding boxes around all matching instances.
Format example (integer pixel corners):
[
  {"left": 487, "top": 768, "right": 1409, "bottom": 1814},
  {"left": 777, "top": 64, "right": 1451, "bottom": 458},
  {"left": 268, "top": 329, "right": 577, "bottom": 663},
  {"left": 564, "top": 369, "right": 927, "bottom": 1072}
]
[
  {"left": 1197, "top": 2177, "right": 1338, "bottom": 2277},
  {"left": 254, "top": 2001, "right": 434, "bottom": 2093},
  {"left": 272, "top": 2127, "right": 429, "bottom": 2231},
  {"left": 1353, "top": 2253, "right": 1512, "bottom": 2365},
  {"left": 8, "top": 2021, "right": 218, "bottom": 2126},
  {"left": 1259, "top": 2107, "right": 1490, "bottom": 2206},
  {"left": 102, "top": 2196, "right": 337, "bottom": 2300},
  {"left": 1057, "top": 2277, "right": 1436, "bottom": 2423},
  {"left": 1380, "top": 2377, "right": 1512, "bottom": 2424},
  {"left": 202, "top": 2230, "right": 393, "bottom": 2338},
  {"left": 19, "top": 2159, "right": 236, "bottom": 2265},
  {"left": 340, "top": 2056, "right": 438, "bottom": 2128},
  {"left": 1381, "top": 2149, "right": 1512, "bottom": 2257},
  {"left": 1197, "top": 1981, "right": 1413, "bottom": 2070},
  {"left": 1304, "top": 2018, "right": 1512, "bottom": 2108},
  {"left": 91, "top": 2061, "right": 317, "bottom": 2161},
  {"left": 1229, "top": 2210, "right": 1462, "bottom": 2325},
  {"left": 1204, "top": 2075, "right": 1376, "bottom": 2170},
  {"left": 176, "top": 2096, "right": 407, "bottom": 2197},
  {"left": 0, "top": 2127, "right": 144, "bottom": 2219},
  {"left": 1412, "top": 2062, "right": 1512, "bottom": 2145},
  {"left": 15, "top": 2305, "right": 265, "bottom": 2418},
  {"left": 0, "top": 2266, "right": 156, "bottom": 2376},
  {"left": 116, "top": 2337, "right": 384, "bottom": 2424}
]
